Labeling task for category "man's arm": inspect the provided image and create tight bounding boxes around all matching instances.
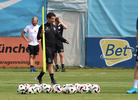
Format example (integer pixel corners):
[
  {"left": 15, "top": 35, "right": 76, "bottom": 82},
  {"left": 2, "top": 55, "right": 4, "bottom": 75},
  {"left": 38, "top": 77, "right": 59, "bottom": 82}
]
[
  {"left": 56, "top": 30, "right": 69, "bottom": 44},
  {"left": 58, "top": 18, "right": 67, "bottom": 29},
  {"left": 21, "top": 30, "right": 32, "bottom": 42}
]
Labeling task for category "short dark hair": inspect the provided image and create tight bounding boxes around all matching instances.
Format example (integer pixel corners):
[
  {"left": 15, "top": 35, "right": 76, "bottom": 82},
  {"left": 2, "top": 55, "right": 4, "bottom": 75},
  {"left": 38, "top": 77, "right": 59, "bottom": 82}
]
[
  {"left": 55, "top": 17, "right": 59, "bottom": 22},
  {"left": 47, "top": 12, "right": 56, "bottom": 19}
]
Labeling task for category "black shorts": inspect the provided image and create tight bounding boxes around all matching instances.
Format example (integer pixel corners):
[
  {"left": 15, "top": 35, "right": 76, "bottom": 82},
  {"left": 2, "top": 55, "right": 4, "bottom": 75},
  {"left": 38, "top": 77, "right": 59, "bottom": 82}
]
[
  {"left": 136, "top": 49, "right": 138, "bottom": 61},
  {"left": 55, "top": 43, "right": 64, "bottom": 53},
  {"left": 46, "top": 47, "right": 55, "bottom": 64},
  {"left": 28, "top": 45, "right": 39, "bottom": 55}
]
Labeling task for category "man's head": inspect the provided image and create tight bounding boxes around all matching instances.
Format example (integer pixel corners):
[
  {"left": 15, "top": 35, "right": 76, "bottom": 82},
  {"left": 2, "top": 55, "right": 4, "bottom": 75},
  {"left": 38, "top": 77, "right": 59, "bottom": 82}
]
[
  {"left": 32, "top": 17, "right": 38, "bottom": 26},
  {"left": 55, "top": 17, "right": 59, "bottom": 26},
  {"left": 47, "top": 12, "right": 56, "bottom": 24}
]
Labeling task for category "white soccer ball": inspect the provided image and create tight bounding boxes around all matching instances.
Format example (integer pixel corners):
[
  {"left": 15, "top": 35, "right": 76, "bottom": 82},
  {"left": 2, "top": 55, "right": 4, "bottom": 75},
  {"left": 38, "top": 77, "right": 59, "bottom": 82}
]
[
  {"left": 80, "top": 84, "right": 88, "bottom": 93},
  {"left": 90, "top": 84, "right": 100, "bottom": 94},
  {"left": 68, "top": 86, "right": 77, "bottom": 94},
  {"left": 75, "top": 83, "right": 81, "bottom": 92},
  {"left": 42, "top": 83, "right": 52, "bottom": 93},
  {"left": 24, "top": 83, "right": 32, "bottom": 92},
  {"left": 62, "top": 84, "right": 74, "bottom": 94},
  {"left": 76, "top": 84, "right": 86, "bottom": 93},
  {"left": 75, "top": 83, "right": 80, "bottom": 88},
  {"left": 17, "top": 84, "right": 26, "bottom": 94},
  {"left": 31, "top": 84, "right": 41, "bottom": 94},
  {"left": 52, "top": 84, "right": 62, "bottom": 93},
  {"left": 76, "top": 84, "right": 82, "bottom": 93},
  {"left": 85, "top": 83, "right": 92, "bottom": 93},
  {"left": 26, "top": 86, "right": 35, "bottom": 94},
  {"left": 62, "top": 84, "right": 69, "bottom": 94}
]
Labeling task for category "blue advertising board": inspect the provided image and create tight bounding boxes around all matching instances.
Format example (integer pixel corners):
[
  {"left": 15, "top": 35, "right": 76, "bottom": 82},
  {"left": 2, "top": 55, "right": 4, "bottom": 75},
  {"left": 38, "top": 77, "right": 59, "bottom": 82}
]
[
  {"left": 0, "top": 0, "right": 46, "bottom": 37},
  {"left": 86, "top": 37, "right": 137, "bottom": 68},
  {"left": 88, "top": 0, "right": 138, "bottom": 37}
]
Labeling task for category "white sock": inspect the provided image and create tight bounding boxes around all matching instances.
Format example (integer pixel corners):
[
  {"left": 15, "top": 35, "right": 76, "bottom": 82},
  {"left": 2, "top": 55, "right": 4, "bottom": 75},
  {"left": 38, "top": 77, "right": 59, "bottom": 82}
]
[{"left": 133, "top": 79, "right": 138, "bottom": 88}]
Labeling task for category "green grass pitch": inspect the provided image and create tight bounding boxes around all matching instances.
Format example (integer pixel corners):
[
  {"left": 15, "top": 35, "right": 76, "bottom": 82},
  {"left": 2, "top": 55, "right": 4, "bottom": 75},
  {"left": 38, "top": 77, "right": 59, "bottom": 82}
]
[{"left": 0, "top": 68, "right": 137, "bottom": 100}]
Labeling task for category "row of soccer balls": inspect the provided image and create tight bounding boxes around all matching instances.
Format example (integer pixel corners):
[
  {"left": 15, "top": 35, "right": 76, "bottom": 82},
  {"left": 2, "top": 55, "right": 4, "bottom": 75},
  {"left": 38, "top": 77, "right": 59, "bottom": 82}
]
[{"left": 17, "top": 83, "right": 100, "bottom": 94}]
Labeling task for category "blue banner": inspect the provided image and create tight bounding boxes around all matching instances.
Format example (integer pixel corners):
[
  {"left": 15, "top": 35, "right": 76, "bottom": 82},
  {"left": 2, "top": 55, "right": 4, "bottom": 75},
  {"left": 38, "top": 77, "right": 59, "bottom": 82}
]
[
  {"left": 0, "top": 0, "right": 46, "bottom": 37},
  {"left": 86, "top": 37, "right": 137, "bottom": 68},
  {"left": 88, "top": 0, "right": 138, "bottom": 37}
]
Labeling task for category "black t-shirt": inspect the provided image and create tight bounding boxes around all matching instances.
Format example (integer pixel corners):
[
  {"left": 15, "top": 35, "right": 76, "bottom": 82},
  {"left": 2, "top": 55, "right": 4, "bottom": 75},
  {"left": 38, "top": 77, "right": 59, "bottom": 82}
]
[
  {"left": 37, "top": 22, "right": 66, "bottom": 51},
  {"left": 57, "top": 24, "right": 63, "bottom": 36},
  {"left": 55, "top": 24, "right": 64, "bottom": 46}
]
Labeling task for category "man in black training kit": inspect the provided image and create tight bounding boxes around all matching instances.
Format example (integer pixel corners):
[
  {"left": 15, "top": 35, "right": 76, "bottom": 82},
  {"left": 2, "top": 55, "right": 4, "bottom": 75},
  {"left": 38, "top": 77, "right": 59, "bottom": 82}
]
[
  {"left": 54, "top": 17, "right": 67, "bottom": 72},
  {"left": 35, "top": 12, "right": 69, "bottom": 84}
]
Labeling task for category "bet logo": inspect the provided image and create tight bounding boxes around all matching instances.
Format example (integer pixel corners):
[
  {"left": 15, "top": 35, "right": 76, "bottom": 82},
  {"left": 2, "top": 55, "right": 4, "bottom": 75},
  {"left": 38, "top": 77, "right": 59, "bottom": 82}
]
[{"left": 100, "top": 39, "right": 134, "bottom": 66}]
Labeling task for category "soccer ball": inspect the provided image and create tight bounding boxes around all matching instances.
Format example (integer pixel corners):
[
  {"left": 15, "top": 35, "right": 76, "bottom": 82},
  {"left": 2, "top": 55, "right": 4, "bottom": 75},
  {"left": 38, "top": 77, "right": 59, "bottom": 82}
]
[
  {"left": 26, "top": 86, "right": 35, "bottom": 94},
  {"left": 24, "top": 83, "right": 32, "bottom": 92},
  {"left": 75, "top": 83, "right": 81, "bottom": 93},
  {"left": 75, "top": 83, "right": 80, "bottom": 88},
  {"left": 62, "top": 84, "right": 74, "bottom": 94},
  {"left": 68, "top": 85, "right": 76, "bottom": 94},
  {"left": 17, "top": 84, "right": 26, "bottom": 94},
  {"left": 90, "top": 84, "right": 100, "bottom": 94},
  {"left": 85, "top": 83, "right": 92, "bottom": 93},
  {"left": 52, "top": 84, "right": 62, "bottom": 93},
  {"left": 31, "top": 84, "right": 41, "bottom": 94},
  {"left": 80, "top": 84, "right": 88, "bottom": 93},
  {"left": 76, "top": 84, "right": 86, "bottom": 93},
  {"left": 62, "top": 84, "right": 69, "bottom": 94},
  {"left": 42, "top": 83, "right": 52, "bottom": 93},
  {"left": 76, "top": 84, "right": 82, "bottom": 93},
  {"left": 26, "top": 84, "right": 41, "bottom": 94}
]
